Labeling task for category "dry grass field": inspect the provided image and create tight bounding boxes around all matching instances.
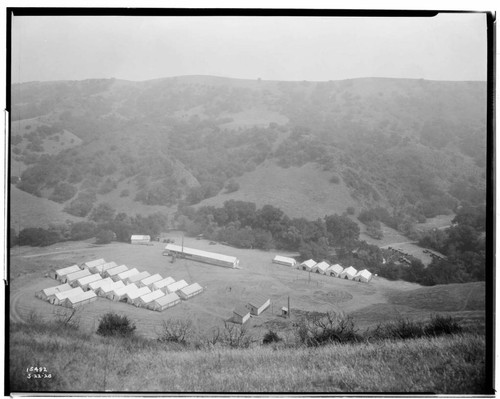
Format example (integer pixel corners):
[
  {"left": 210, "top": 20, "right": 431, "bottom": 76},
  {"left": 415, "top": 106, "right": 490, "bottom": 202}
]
[{"left": 9, "top": 234, "right": 485, "bottom": 340}]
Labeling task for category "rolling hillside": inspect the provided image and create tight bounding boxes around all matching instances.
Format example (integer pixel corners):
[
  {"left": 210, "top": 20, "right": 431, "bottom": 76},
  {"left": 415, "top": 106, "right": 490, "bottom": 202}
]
[{"left": 9, "top": 76, "right": 487, "bottom": 231}]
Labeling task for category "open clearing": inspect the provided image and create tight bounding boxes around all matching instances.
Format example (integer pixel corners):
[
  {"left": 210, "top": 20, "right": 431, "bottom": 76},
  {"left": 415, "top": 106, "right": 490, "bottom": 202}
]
[{"left": 9, "top": 235, "right": 485, "bottom": 339}]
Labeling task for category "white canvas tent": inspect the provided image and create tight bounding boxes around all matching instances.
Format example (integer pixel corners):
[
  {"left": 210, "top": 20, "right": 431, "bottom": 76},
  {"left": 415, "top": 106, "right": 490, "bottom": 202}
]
[
  {"left": 125, "top": 286, "right": 152, "bottom": 306},
  {"left": 312, "top": 261, "right": 330, "bottom": 274},
  {"left": 300, "top": 259, "right": 316, "bottom": 271},
  {"left": 90, "top": 261, "right": 118, "bottom": 275},
  {"left": 272, "top": 255, "right": 296, "bottom": 267},
  {"left": 137, "top": 289, "right": 165, "bottom": 307},
  {"left": 354, "top": 269, "right": 373, "bottom": 283},
  {"left": 150, "top": 292, "right": 181, "bottom": 311},
  {"left": 104, "top": 265, "right": 128, "bottom": 279},
  {"left": 76, "top": 274, "right": 102, "bottom": 291},
  {"left": 49, "top": 287, "right": 84, "bottom": 305},
  {"left": 164, "top": 244, "right": 239, "bottom": 268},
  {"left": 110, "top": 283, "right": 138, "bottom": 302},
  {"left": 139, "top": 273, "right": 163, "bottom": 288},
  {"left": 63, "top": 269, "right": 91, "bottom": 285},
  {"left": 152, "top": 277, "right": 175, "bottom": 291},
  {"left": 116, "top": 268, "right": 139, "bottom": 282},
  {"left": 88, "top": 277, "right": 113, "bottom": 292},
  {"left": 50, "top": 265, "right": 81, "bottom": 281},
  {"left": 165, "top": 279, "right": 188, "bottom": 294},
  {"left": 62, "top": 290, "right": 97, "bottom": 308},
  {"left": 126, "top": 271, "right": 151, "bottom": 285},
  {"left": 82, "top": 258, "right": 106, "bottom": 270},
  {"left": 97, "top": 280, "right": 125, "bottom": 298},
  {"left": 340, "top": 266, "right": 358, "bottom": 280},
  {"left": 326, "top": 264, "right": 344, "bottom": 277},
  {"left": 178, "top": 283, "right": 203, "bottom": 300},
  {"left": 36, "top": 283, "right": 72, "bottom": 301}
]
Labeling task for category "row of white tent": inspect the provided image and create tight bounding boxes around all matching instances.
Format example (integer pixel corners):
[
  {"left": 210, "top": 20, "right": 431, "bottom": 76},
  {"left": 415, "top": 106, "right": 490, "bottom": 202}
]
[
  {"left": 40, "top": 259, "right": 204, "bottom": 310},
  {"left": 272, "top": 255, "right": 373, "bottom": 283}
]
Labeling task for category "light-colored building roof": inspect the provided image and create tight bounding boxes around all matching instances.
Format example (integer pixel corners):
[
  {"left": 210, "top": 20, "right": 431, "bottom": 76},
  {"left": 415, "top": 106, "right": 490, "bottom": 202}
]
[
  {"left": 154, "top": 292, "right": 180, "bottom": 307},
  {"left": 55, "top": 265, "right": 81, "bottom": 277},
  {"left": 40, "top": 283, "right": 72, "bottom": 297},
  {"left": 127, "top": 286, "right": 151, "bottom": 301},
  {"left": 65, "top": 290, "right": 97, "bottom": 305},
  {"left": 106, "top": 265, "right": 128, "bottom": 276},
  {"left": 76, "top": 273, "right": 102, "bottom": 287},
  {"left": 327, "top": 264, "right": 344, "bottom": 274},
  {"left": 233, "top": 305, "right": 250, "bottom": 317},
  {"left": 166, "top": 279, "right": 188, "bottom": 293},
  {"left": 342, "top": 266, "right": 358, "bottom": 276},
  {"left": 140, "top": 274, "right": 163, "bottom": 287},
  {"left": 139, "top": 289, "right": 165, "bottom": 304},
  {"left": 131, "top": 235, "right": 150, "bottom": 241},
  {"left": 113, "top": 283, "right": 138, "bottom": 297},
  {"left": 179, "top": 283, "right": 203, "bottom": 297},
  {"left": 314, "top": 261, "right": 330, "bottom": 272},
  {"left": 83, "top": 259, "right": 106, "bottom": 268},
  {"left": 152, "top": 277, "right": 175, "bottom": 290},
  {"left": 248, "top": 295, "right": 270, "bottom": 308},
  {"left": 165, "top": 244, "right": 238, "bottom": 265},
  {"left": 66, "top": 269, "right": 91, "bottom": 282},
  {"left": 127, "top": 271, "right": 151, "bottom": 284},
  {"left": 99, "top": 280, "right": 125, "bottom": 294},
  {"left": 355, "top": 269, "right": 373, "bottom": 280},
  {"left": 88, "top": 277, "right": 114, "bottom": 291},
  {"left": 273, "top": 255, "right": 296, "bottom": 265},
  {"left": 53, "top": 287, "right": 84, "bottom": 301},
  {"left": 117, "top": 268, "right": 139, "bottom": 280},
  {"left": 92, "top": 261, "right": 118, "bottom": 274},
  {"left": 300, "top": 259, "right": 317, "bottom": 268}
]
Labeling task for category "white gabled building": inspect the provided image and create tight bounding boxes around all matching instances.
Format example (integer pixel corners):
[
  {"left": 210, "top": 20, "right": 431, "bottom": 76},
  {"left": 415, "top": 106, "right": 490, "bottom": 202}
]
[
  {"left": 177, "top": 283, "right": 203, "bottom": 300},
  {"left": 152, "top": 277, "right": 176, "bottom": 292},
  {"left": 340, "top": 266, "right": 358, "bottom": 280},
  {"left": 75, "top": 274, "right": 103, "bottom": 291},
  {"left": 125, "top": 286, "right": 152, "bottom": 306},
  {"left": 300, "top": 259, "right": 316, "bottom": 271},
  {"left": 126, "top": 271, "right": 151, "bottom": 285},
  {"left": 354, "top": 269, "right": 373, "bottom": 283},
  {"left": 150, "top": 292, "right": 181, "bottom": 311},
  {"left": 97, "top": 281, "right": 125, "bottom": 298},
  {"left": 131, "top": 235, "right": 151, "bottom": 245},
  {"left": 137, "top": 289, "right": 165, "bottom": 307},
  {"left": 233, "top": 306, "right": 251, "bottom": 324},
  {"left": 49, "top": 265, "right": 81, "bottom": 281},
  {"left": 36, "top": 283, "right": 72, "bottom": 301},
  {"left": 312, "top": 261, "right": 330, "bottom": 274},
  {"left": 82, "top": 258, "right": 106, "bottom": 270},
  {"left": 49, "top": 287, "right": 84, "bottom": 305},
  {"left": 116, "top": 268, "right": 139, "bottom": 282},
  {"left": 88, "top": 277, "right": 114, "bottom": 292},
  {"left": 139, "top": 273, "right": 163, "bottom": 288},
  {"left": 246, "top": 295, "right": 271, "bottom": 316},
  {"left": 165, "top": 279, "right": 189, "bottom": 294},
  {"left": 326, "top": 264, "right": 344, "bottom": 277},
  {"left": 90, "top": 261, "right": 118, "bottom": 275},
  {"left": 164, "top": 244, "right": 239, "bottom": 268},
  {"left": 63, "top": 269, "right": 91, "bottom": 285},
  {"left": 104, "top": 265, "right": 128, "bottom": 279},
  {"left": 110, "top": 283, "right": 138, "bottom": 302},
  {"left": 62, "top": 290, "right": 97, "bottom": 308},
  {"left": 272, "top": 255, "right": 296, "bottom": 267}
]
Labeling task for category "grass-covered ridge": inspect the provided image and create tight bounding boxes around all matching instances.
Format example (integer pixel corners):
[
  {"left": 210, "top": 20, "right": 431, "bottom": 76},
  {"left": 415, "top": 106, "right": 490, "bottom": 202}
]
[{"left": 9, "top": 314, "right": 487, "bottom": 394}]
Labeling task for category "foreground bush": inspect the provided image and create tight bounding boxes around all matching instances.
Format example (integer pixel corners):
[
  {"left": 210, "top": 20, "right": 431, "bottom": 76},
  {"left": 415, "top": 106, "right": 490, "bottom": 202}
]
[{"left": 96, "top": 313, "right": 136, "bottom": 337}]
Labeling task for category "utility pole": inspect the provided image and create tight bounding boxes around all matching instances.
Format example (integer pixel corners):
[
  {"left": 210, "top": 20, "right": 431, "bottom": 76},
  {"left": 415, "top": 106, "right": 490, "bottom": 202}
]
[{"left": 288, "top": 296, "right": 291, "bottom": 319}]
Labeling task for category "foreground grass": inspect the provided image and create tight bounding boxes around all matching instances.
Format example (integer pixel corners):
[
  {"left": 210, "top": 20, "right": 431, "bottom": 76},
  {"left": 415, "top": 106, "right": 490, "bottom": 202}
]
[{"left": 9, "top": 321, "right": 486, "bottom": 393}]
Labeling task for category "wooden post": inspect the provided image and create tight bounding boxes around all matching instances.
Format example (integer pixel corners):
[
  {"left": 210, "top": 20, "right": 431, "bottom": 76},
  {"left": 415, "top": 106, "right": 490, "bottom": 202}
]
[{"left": 288, "top": 296, "right": 290, "bottom": 319}]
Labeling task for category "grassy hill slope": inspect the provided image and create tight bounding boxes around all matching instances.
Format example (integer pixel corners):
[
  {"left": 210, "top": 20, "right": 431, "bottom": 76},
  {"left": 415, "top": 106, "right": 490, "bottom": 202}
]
[{"left": 9, "top": 319, "right": 486, "bottom": 393}]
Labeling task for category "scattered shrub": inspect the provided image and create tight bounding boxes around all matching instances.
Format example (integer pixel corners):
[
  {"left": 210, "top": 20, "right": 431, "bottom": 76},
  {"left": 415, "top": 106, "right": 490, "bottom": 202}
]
[
  {"left": 95, "top": 229, "right": 115, "bottom": 244},
  {"left": 97, "top": 313, "right": 136, "bottom": 337},
  {"left": 157, "top": 319, "right": 194, "bottom": 345},
  {"left": 263, "top": 330, "right": 282, "bottom": 345},
  {"left": 424, "top": 314, "right": 463, "bottom": 336}
]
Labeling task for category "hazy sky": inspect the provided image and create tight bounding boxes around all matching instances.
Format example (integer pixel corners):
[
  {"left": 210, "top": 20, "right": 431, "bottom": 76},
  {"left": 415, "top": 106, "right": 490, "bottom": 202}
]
[{"left": 11, "top": 12, "right": 487, "bottom": 83}]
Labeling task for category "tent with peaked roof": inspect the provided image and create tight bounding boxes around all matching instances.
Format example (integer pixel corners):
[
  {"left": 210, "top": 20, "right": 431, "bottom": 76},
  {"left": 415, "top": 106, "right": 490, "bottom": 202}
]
[
  {"left": 104, "top": 265, "right": 128, "bottom": 279},
  {"left": 49, "top": 287, "right": 84, "bottom": 305},
  {"left": 152, "top": 277, "right": 175, "bottom": 292},
  {"left": 312, "top": 261, "right": 330, "bottom": 274},
  {"left": 88, "top": 277, "right": 113, "bottom": 292},
  {"left": 63, "top": 269, "right": 91, "bottom": 285},
  {"left": 125, "top": 286, "right": 152, "bottom": 306},
  {"left": 82, "top": 258, "right": 106, "bottom": 270},
  {"left": 110, "top": 283, "right": 138, "bottom": 302},
  {"left": 178, "top": 283, "right": 203, "bottom": 300},
  {"left": 50, "top": 265, "right": 81, "bottom": 281},
  {"left": 139, "top": 273, "right": 163, "bottom": 288},
  {"left": 326, "top": 264, "right": 344, "bottom": 277},
  {"left": 90, "top": 261, "right": 118, "bottom": 275},
  {"left": 116, "top": 268, "right": 139, "bottom": 282},
  {"left": 126, "top": 271, "right": 151, "bottom": 285},
  {"left": 137, "top": 289, "right": 165, "bottom": 307},
  {"left": 97, "top": 280, "right": 125, "bottom": 298},
  {"left": 36, "top": 283, "right": 72, "bottom": 301},
  {"left": 340, "top": 266, "right": 358, "bottom": 280},
  {"left": 300, "top": 259, "right": 316, "bottom": 271},
  {"left": 62, "top": 290, "right": 97, "bottom": 308},
  {"left": 150, "top": 292, "right": 181, "bottom": 311},
  {"left": 354, "top": 269, "right": 373, "bottom": 283},
  {"left": 76, "top": 274, "right": 102, "bottom": 291},
  {"left": 166, "top": 280, "right": 188, "bottom": 294}
]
